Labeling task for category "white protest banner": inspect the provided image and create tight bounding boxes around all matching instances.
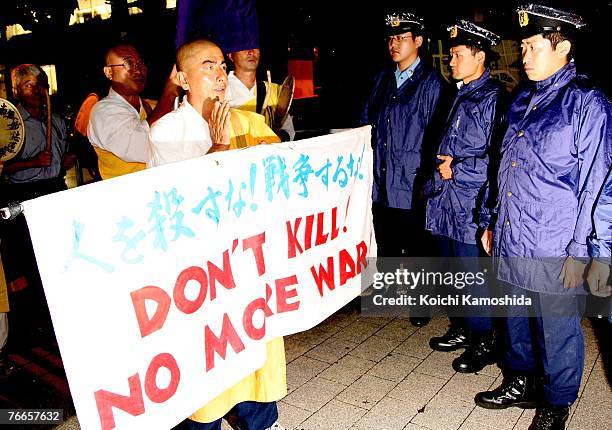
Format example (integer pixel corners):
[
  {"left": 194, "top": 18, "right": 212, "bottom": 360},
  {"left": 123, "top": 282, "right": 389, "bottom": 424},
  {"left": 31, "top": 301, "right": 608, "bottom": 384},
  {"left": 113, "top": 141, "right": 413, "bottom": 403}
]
[{"left": 22, "top": 126, "right": 376, "bottom": 430}]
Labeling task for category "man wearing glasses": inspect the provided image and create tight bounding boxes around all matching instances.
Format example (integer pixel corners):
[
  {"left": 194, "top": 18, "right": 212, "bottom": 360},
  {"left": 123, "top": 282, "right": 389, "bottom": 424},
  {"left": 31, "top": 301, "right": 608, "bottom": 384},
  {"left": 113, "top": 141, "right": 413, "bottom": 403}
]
[
  {"left": 88, "top": 44, "right": 180, "bottom": 179},
  {"left": 362, "top": 10, "right": 445, "bottom": 327}
]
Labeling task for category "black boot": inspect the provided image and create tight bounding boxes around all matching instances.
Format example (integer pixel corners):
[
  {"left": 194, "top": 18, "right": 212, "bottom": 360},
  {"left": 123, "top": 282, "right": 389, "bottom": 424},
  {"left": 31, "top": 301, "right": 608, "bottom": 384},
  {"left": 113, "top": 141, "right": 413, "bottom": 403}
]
[
  {"left": 475, "top": 375, "right": 537, "bottom": 409},
  {"left": 452, "top": 332, "right": 495, "bottom": 373},
  {"left": 429, "top": 325, "right": 470, "bottom": 351},
  {"left": 529, "top": 406, "right": 570, "bottom": 430}
]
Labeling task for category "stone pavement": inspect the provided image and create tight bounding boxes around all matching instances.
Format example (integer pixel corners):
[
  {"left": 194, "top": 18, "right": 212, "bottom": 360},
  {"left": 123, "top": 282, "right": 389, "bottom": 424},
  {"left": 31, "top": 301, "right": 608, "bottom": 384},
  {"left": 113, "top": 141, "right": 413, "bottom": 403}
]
[
  {"left": 271, "top": 307, "right": 610, "bottom": 430},
  {"left": 52, "top": 307, "right": 610, "bottom": 430}
]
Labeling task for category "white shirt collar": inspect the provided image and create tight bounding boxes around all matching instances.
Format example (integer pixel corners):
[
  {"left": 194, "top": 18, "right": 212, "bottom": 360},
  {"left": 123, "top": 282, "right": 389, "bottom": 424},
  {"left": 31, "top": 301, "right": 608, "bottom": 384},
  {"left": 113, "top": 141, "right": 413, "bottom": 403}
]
[
  {"left": 180, "top": 97, "right": 209, "bottom": 127},
  {"left": 108, "top": 87, "right": 144, "bottom": 115},
  {"left": 227, "top": 71, "right": 256, "bottom": 108}
]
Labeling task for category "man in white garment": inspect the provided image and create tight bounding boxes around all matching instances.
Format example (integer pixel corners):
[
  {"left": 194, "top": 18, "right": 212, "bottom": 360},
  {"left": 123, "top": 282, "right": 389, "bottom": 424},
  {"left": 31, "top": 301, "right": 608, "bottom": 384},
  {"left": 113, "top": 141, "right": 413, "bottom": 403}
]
[
  {"left": 147, "top": 42, "right": 232, "bottom": 166},
  {"left": 147, "top": 38, "right": 285, "bottom": 430},
  {"left": 88, "top": 44, "right": 180, "bottom": 179},
  {"left": 148, "top": 43, "right": 279, "bottom": 167},
  {"left": 227, "top": 47, "right": 295, "bottom": 141}
]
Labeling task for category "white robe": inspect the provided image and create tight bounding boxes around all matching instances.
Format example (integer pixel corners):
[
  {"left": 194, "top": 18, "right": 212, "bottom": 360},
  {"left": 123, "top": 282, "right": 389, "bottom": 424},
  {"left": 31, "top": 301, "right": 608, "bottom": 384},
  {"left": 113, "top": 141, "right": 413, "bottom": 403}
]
[
  {"left": 88, "top": 87, "right": 149, "bottom": 163},
  {"left": 147, "top": 98, "right": 212, "bottom": 168}
]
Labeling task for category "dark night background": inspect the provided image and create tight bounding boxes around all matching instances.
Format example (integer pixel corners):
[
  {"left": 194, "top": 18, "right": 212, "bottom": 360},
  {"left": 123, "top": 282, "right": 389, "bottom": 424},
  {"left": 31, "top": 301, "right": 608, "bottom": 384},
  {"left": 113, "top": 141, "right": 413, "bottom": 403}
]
[{"left": 0, "top": 0, "right": 610, "bottom": 133}]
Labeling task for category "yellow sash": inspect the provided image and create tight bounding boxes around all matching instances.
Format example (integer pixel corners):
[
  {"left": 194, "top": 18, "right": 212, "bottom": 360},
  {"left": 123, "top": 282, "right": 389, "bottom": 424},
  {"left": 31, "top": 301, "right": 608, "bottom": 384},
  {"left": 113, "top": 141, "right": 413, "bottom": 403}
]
[
  {"left": 94, "top": 147, "right": 146, "bottom": 180},
  {"left": 229, "top": 109, "right": 280, "bottom": 149},
  {"left": 95, "top": 107, "right": 148, "bottom": 180},
  {"left": 235, "top": 83, "right": 281, "bottom": 130},
  {"left": 189, "top": 110, "right": 284, "bottom": 424}
]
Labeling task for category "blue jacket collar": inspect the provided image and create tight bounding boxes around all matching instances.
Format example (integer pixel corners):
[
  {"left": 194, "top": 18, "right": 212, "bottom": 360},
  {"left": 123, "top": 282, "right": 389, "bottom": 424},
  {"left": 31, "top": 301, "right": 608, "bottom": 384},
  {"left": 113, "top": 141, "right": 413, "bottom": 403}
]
[{"left": 457, "top": 68, "right": 491, "bottom": 94}]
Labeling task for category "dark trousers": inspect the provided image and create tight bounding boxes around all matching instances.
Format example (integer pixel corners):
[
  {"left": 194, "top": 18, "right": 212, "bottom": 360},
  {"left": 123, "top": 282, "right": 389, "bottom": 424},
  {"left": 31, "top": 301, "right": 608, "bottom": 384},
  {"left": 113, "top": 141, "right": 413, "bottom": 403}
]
[
  {"left": 185, "top": 401, "right": 278, "bottom": 430},
  {"left": 0, "top": 177, "right": 67, "bottom": 282},
  {"left": 501, "top": 282, "right": 585, "bottom": 407},
  {"left": 372, "top": 202, "right": 431, "bottom": 258},
  {"left": 434, "top": 235, "right": 492, "bottom": 333},
  {"left": 372, "top": 203, "right": 433, "bottom": 318},
  {"left": 0, "top": 177, "right": 66, "bottom": 348}
]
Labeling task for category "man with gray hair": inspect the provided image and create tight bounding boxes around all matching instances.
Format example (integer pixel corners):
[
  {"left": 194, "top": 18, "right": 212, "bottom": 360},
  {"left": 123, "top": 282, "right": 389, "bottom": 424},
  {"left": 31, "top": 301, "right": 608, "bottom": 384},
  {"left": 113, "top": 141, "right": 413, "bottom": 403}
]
[
  {"left": 2, "top": 64, "right": 74, "bottom": 192},
  {"left": 0, "top": 63, "right": 75, "bottom": 347}
]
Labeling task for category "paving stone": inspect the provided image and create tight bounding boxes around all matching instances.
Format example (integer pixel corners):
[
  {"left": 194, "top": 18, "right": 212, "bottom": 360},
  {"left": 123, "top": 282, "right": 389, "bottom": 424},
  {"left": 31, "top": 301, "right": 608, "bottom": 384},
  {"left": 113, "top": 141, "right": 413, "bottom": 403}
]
[
  {"left": 299, "top": 399, "right": 367, "bottom": 430},
  {"left": 387, "top": 371, "right": 447, "bottom": 405},
  {"left": 277, "top": 401, "right": 312, "bottom": 430},
  {"left": 393, "top": 331, "right": 434, "bottom": 360},
  {"left": 457, "top": 421, "right": 498, "bottom": 430},
  {"left": 304, "top": 337, "right": 359, "bottom": 364},
  {"left": 319, "top": 354, "right": 377, "bottom": 386},
  {"left": 514, "top": 409, "right": 536, "bottom": 429},
  {"left": 354, "top": 395, "right": 422, "bottom": 430},
  {"left": 367, "top": 353, "right": 422, "bottom": 383},
  {"left": 333, "top": 320, "right": 383, "bottom": 343},
  {"left": 410, "top": 391, "right": 475, "bottom": 430},
  {"left": 374, "top": 318, "right": 418, "bottom": 342},
  {"left": 568, "top": 364, "right": 612, "bottom": 430},
  {"left": 414, "top": 350, "right": 458, "bottom": 380},
  {"left": 323, "top": 310, "right": 360, "bottom": 328},
  {"left": 286, "top": 356, "right": 330, "bottom": 393},
  {"left": 336, "top": 374, "right": 397, "bottom": 410},
  {"left": 357, "top": 315, "right": 396, "bottom": 326},
  {"left": 284, "top": 338, "right": 313, "bottom": 364},
  {"left": 462, "top": 404, "right": 522, "bottom": 430},
  {"left": 283, "top": 375, "right": 347, "bottom": 412},
  {"left": 438, "top": 372, "right": 495, "bottom": 404},
  {"left": 349, "top": 335, "right": 403, "bottom": 362}
]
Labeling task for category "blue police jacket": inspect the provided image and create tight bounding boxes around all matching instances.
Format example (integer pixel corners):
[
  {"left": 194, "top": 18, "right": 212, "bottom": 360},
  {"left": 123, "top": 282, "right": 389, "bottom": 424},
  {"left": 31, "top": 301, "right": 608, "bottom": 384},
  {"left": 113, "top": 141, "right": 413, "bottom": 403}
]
[
  {"left": 492, "top": 62, "right": 611, "bottom": 293},
  {"left": 425, "top": 70, "right": 504, "bottom": 244},
  {"left": 362, "top": 61, "right": 444, "bottom": 209},
  {"left": 588, "top": 159, "right": 612, "bottom": 260}
]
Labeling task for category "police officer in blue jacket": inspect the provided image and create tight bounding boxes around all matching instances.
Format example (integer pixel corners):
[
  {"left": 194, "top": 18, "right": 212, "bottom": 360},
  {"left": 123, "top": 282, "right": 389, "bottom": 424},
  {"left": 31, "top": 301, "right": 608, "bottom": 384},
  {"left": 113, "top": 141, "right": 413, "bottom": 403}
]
[
  {"left": 476, "top": 4, "right": 611, "bottom": 429},
  {"left": 362, "top": 11, "right": 444, "bottom": 326},
  {"left": 426, "top": 20, "right": 505, "bottom": 374}
]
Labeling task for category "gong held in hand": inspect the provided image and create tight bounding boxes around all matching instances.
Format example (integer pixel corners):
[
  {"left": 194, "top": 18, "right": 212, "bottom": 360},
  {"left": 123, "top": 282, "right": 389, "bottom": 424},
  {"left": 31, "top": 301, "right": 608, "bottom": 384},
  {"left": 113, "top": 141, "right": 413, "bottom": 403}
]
[{"left": 0, "top": 98, "right": 25, "bottom": 162}]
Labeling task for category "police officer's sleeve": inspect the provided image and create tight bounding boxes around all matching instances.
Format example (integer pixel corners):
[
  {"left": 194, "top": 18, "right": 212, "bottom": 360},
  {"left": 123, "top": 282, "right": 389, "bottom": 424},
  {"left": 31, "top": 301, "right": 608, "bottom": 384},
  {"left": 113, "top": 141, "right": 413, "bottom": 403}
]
[
  {"left": 451, "top": 94, "right": 498, "bottom": 189},
  {"left": 478, "top": 181, "right": 498, "bottom": 230},
  {"left": 422, "top": 75, "right": 444, "bottom": 126},
  {"left": 567, "top": 93, "right": 612, "bottom": 259},
  {"left": 477, "top": 91, "right": 507, "bottom": 230},
  {"left": 588, "top": 159, "right": 612, "bottom": 260}
]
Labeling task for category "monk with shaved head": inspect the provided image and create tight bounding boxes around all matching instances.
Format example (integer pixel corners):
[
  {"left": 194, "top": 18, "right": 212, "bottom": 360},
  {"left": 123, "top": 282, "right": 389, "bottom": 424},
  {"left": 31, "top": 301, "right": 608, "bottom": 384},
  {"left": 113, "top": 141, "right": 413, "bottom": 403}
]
[
  {"left": 174, "top": 39, "right": 232, "bottom": 153},
  {"left": 148, "top": 40, "right": 286, "bottom": 430},
  {"left": 88, "top": 43, "right": 181, "bottom": 179},
  {"left": 148, "top": 39, "right": 280, "bottom": 166}
]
